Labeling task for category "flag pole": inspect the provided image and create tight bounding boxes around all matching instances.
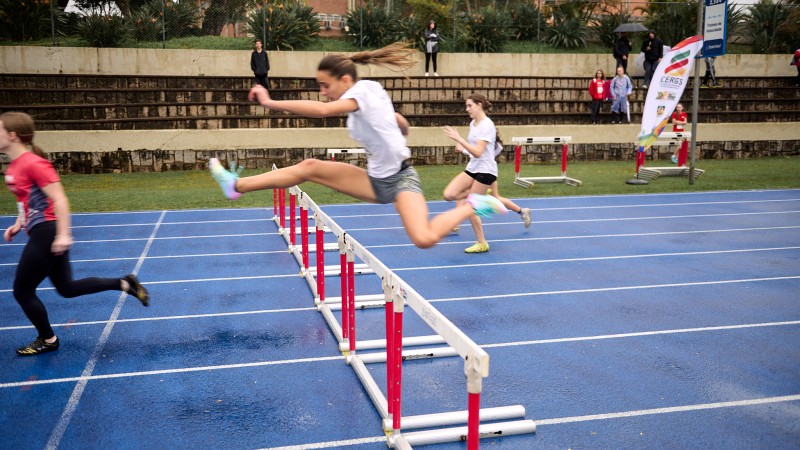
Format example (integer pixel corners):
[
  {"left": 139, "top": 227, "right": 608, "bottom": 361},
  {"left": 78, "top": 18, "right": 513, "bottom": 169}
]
[{"left": 689, "top": 0, "right": 703, "bottom": 185}]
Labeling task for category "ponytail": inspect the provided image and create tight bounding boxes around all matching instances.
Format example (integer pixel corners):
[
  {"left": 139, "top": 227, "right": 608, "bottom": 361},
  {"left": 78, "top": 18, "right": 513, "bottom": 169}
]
[{"left": 318, "top": 42, "right": 416, "bottom": 80}]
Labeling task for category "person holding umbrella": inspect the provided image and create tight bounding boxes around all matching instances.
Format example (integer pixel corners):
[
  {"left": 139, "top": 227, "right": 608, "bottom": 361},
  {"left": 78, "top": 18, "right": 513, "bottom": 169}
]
[{"left": 613, "top": 32, "right": 632, "bottom": 72}]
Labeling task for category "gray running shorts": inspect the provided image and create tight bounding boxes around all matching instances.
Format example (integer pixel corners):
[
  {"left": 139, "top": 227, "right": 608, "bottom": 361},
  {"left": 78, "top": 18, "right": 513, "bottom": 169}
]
[{"left": 369, "top": 165, "right": 423, "bottom": 204}]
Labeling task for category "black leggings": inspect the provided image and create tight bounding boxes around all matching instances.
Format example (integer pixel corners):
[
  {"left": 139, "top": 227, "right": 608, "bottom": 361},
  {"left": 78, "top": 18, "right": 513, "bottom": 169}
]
[
  {"left": 425, "top": 52, "right": 438, "bottom": 73},
  {"left": 14, "top": 221, "right": 121, "bottom": 340}
]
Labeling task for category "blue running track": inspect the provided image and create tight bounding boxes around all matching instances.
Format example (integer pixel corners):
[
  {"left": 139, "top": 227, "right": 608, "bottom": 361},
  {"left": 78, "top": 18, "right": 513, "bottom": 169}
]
[{"left": 1, "top": 189, "right": 799, "bottom": 450}]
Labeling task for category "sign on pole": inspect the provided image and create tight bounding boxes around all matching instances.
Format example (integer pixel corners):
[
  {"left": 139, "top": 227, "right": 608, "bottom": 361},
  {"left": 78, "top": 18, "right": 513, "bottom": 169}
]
[{"left": 703, "top": 0, "right": 728, "bottom": 57}]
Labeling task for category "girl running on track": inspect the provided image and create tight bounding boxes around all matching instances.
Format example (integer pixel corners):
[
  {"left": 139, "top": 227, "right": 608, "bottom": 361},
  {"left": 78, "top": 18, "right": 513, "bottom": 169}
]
[
  {"left": 443, "top": 93, "right": 531, "bottom": 253},
  {"left": 210, "top": 42, "right": 507, "bottom": 249},
  {"left": 1, "top": 112, "right": 149, "bottom": 356}
]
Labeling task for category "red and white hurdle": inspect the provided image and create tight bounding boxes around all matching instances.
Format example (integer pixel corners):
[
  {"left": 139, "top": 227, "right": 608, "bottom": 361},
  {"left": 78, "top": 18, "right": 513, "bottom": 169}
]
[
  {"left": 270, "top": 177, "right": 537, "bottom": 449},
  {"left": 512, "top": 136, "right": 582, "bottom": 188},
  {"left": 636, "top": 131, "right": 705, "bottom": 180}
]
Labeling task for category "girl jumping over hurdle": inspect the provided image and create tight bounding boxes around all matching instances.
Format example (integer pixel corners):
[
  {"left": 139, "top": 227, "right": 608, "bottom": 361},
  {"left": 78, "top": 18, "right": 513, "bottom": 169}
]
[
  {"left": 209, "top": 43, "right": 506, "bottom": 249},
  {"left": 1, "top": 112, "right": 149, "bottom": 356},
  {"left": 442, "top": 94, "right": 531, "bottom": 253}
]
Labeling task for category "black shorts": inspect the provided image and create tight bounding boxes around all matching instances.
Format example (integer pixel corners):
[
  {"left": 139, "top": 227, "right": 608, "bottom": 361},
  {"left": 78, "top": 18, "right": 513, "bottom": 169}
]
[{"left": 464, "top": 170, "right": 497, "bottom": 186}]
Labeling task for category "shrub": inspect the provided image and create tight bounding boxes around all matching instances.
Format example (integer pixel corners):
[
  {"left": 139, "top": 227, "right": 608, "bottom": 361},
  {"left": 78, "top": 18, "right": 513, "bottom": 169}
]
[
  {"left": 545, "top": 1, "right": 594, "bottom": 49},
  {"left": 637, "top": 0, "right": 697, "bottom": 47},
  {"left": 594, "top": 11, "right": 633, "bottom": 48},
  {"left": 246, "top": 1, "right": 319, "bottom": 50},
  {"left": 743, "top": 0, "right": 798, "bottom": 53},
  {"left": 508, "top": 2, "right": 547, "bottom": 42},
  {"left": 461, "top": 7, "right": 512, "bottom": 53},
  {"left": 344, "top": 5, "right": 403, "bottom": 49},
  {"left": 0, "top": 0, "right": 60, "bottom": 41},
  {"left": 76, "top": 14, "right": 130, "bottom": 47},
  {"left": 129, "top": 0, "right": 201, "bottom": 42}
]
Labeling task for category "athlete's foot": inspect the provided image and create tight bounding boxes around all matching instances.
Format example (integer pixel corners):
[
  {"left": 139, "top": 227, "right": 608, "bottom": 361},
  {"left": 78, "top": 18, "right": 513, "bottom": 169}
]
[
  {"left": 123, "top": 274, "right": 150, "bottom": 306},
  {"left": 209, "top": 158, "right": 243, "bottom": 200},
  {"left": 464, "top": 242, "right": 489, "bottom": 253},
  {"left": 466, "top": 193, "right": 508, "bottom": 218},
  {"left": 16, "top": 336, "right": 59, "bottom": 356},
  {"left": 520, "top": 208, "right": 532, "bottom": 228}
]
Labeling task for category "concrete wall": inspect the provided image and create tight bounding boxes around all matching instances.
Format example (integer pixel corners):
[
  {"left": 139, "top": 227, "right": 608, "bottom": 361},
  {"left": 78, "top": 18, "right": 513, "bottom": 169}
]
[{"left": 2, "top": 46, "right": 797, "bottom": 78}]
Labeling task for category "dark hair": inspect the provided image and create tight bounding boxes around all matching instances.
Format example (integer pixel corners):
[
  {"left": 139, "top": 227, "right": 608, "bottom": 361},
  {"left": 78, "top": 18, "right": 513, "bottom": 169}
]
[
  {"left": 317, "top": 42, "right": 416, "bottom": 81},
  {"left": 0, "top": 111, "right": 46, "bottom": 158},
  {"left": 255, "top": 39, "right": 262, "bottom": 44}
]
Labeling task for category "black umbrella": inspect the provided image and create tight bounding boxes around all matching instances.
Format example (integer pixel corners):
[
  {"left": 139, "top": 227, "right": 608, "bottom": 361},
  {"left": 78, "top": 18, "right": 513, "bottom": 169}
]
[{"left": 614, "top": 23, "right": 649, "bottom": 33}]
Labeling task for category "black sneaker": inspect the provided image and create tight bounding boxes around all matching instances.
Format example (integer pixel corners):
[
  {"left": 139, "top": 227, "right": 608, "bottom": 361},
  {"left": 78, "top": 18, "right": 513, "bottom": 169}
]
[
  {"left": 123, "top": 274, "right": 150, "bottom": 306},
  {"left": 16, "top": 337, "right": 60, "bottom": 356}
]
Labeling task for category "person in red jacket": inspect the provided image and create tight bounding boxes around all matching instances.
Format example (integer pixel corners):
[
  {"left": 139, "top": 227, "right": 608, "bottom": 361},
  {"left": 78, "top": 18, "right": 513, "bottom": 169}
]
[
  {"left": 588, "top": 70, "right": 606, "bottom": 124},
  {"left": 793, "top": 48, "right": 800, "bottom": 86}
]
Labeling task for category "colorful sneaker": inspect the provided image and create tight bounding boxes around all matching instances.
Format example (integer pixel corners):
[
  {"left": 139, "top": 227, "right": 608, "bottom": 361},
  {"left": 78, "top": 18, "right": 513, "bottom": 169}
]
[
  {"left": 464, "top": 242, "right": 489, "bottom": 253},
  {"left": 209, "top": 158, "right": 243, "bottom": 200},
  {"left": 123, "top": 274, "right": 149, "bottom": 306},
  {"left": 671, "top": 154, "right": 679, "bottom": 164},
  {"left": 520, "top": 208, "right": 532, "bottom": 228},
  {"left": 466, "top": 193, "right": 508, "bottom": 218},
  {"left": 16, "top": 337, "right": 59, "bottom": 356}
]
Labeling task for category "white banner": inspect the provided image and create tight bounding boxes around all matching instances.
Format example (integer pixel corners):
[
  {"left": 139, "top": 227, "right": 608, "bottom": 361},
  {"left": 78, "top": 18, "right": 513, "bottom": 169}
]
[
  {"left": 638, "top": 35, "right": 704, "bottom": 153},
  {"left": 703, "top": 0, "right": 728, "bottom": 57}
]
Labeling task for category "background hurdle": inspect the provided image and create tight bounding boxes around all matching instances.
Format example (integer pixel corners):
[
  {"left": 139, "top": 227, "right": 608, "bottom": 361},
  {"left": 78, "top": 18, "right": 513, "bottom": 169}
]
[
  {"left": 328, "top": 147, "right": 365, "bottom": 161},
  {"left": 636, "top": 132, "right": 706, "bottom": 180},
  {"left": 270, "top": 184, "right": 537, "bottom": 449},
  {"left": 512, "top": 136, "right": 582, "bottom": 187}
]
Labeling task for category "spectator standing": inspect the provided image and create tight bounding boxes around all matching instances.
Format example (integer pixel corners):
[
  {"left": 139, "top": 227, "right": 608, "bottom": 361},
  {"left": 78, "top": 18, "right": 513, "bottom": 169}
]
[
  {"left": 701, "top": 57, "right": 719, "bottom": 87},
  {"left": 613, "top": 32, "right": 633, "bottom": 72},
  {"left": 641, "top": 29, "right": 663, "bottom": 89},
  {"left": 610, "top": 66, "right": 633, "bottom": 124},
  {"left": 250, "top": 39, "right": 270, "bottom": 90},
  {"left": 424, "top": 20, "right": 440, "bottom": 76},
  {"left": 588, "top": 70, "right": 606, "bottom": 124}
]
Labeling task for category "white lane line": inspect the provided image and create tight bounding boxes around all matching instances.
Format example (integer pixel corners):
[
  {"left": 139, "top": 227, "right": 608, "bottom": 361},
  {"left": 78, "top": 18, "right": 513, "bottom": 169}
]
[
  {"left": 393, "top": 246, "right": 800, "bottom": 272},
  {"left": 3, "top": 224, "right": 798, "bottom": 258},
  {"left": 0, "top": 232, "right": 276, "bottom": 247},
  {"left": 3, "top": 320, "right": 797, "bottom": 389},
  {"left": 44, "top": 211, "right": 165, "bottom": 450},
  {"left": 257, "top": 436, "right": 386, "bottom": 450},
  {"left": 1, "top": 275, "right": 796, "bottom": 333},
  {"left": 256, "top": 394, "right": 800, "bottom": 449},
  {"left": 484, "top": 320, "right": 800, "bottom": 349},
  {"left": 0, "top": 354, "right": 343, "bottom": 389},
  {"left": 0, "top": 273, "right": 300, "bottom": 293},
  {"left": 324, "top": 198, "right": 800, "bottom": 219},
  {"left": 67, "top": 218, "right": 271, "bottom": 229},
  {"left": 0, "top": 306, "right": 316, "bottom": 332},
  {"left": 428, "top": 275, "right": 800, "bottom": 303},
  {"left": 535, "top": 394, "right": 800, "bottom": 426}
]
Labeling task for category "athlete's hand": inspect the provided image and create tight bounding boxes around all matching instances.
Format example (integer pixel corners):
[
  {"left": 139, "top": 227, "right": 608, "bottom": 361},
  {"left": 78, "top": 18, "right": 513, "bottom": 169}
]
[
  {"left": 248, "top": 85, "right": 271, "bottom": 106},
  {"left": 442, "top": 125, "right": 462, "bottom": 142},
  {"left": 3, "top": 223, "right": 21, "bottom": 242},
  {"left": 51, "top": 234, "right": 73, "bottom": 255}
]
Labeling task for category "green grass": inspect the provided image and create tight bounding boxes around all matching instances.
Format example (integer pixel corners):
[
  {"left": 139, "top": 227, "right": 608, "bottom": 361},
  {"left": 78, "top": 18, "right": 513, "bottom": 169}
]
[{"left": 3, "top": 158, "right": 798, "bottom": 215}]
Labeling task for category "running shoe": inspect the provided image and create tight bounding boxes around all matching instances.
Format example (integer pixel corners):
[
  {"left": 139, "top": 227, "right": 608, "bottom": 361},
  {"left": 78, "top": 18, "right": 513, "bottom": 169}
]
[
  {"left": 464, "top": 242, "right": 489, "bottom": 253},
  {"left": 16, "top": 337, "right": 59, "bottom": 356},
  {"left": 123, "top": 274, "right": 150, "bottom": 307},
  {"left": 466, "top": 193, "right": 508, "bottom": 218},
  {"left": 209, "top": 158, "right": 243, "bottom": 200},
  {"left": 520, "top": 208, "right": 532, "bottom": 228},
  {"left": 671, "top": 154, "right": 678, "bottom": 164}
]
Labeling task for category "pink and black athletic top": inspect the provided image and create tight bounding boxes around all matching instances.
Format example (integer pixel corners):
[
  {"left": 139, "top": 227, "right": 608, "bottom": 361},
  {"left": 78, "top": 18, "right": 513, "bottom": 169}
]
[{"left": 4, "top": 151, "right": 59, "bottom": 234}]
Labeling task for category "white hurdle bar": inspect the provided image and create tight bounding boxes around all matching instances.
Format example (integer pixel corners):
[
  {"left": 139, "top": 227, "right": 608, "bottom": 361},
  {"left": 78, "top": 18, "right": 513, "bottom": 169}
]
[
  {"left": 270, "top": 184, "right": 536, "bottom": 449},
  {"left": 512, "top": 136, "right": 581, "bottom": 187},
  {"left": 327, "top": 147, "right": 366, "bottom": 160},
  {"left": 637, "top": 132, "right": 705, "bottom": 180}
]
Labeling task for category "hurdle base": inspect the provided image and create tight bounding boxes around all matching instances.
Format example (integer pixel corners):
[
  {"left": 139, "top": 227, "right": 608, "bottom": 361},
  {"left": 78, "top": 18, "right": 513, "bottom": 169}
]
[
  {"left": 513, "top": 178, "right": 535, "bottom": 188},
  {"left": 625, "top": 176, "right": 650, "bottom": 185},
  {"left": 639, "top": 167, "right": 706, "bottom": 180},
  {"left": 515, "top": 176, "right": 582, "bottom": 188}
]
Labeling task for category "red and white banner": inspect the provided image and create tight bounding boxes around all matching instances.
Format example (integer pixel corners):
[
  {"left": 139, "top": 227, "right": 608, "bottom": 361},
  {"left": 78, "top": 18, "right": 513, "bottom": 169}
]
[{"left": 637, "top": 35, "right": 704, "bottom": 153}]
